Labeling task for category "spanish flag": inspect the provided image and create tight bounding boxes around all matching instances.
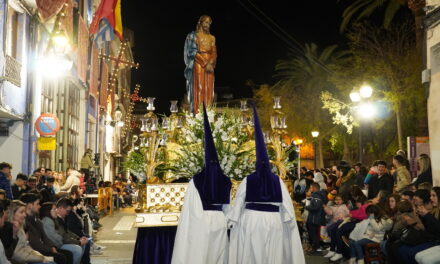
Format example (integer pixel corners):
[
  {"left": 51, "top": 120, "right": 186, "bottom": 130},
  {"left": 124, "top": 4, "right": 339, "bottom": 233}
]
[{"left": 89, "top": 0, "right": 123, "bottom": 40}]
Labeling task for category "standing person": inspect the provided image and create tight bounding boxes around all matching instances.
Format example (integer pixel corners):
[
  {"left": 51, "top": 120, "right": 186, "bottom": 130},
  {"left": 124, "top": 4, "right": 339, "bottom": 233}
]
[
  {"left": 171, "top": 106, "right": 231, "bottom": 264},
  {"left": 11, "top": 173, "right": 28, "bottom": 199},
  {"left": 305, "top": 182, "right": 328, "bottom": 255},
  {"left": 393, "top": 155, "right": 412, "bottom": 193},
  {"left": 367, "top": 160, "right": 394, "bottom": 200},
  {"left": 80, "top": 149, "right": 97, "bottom": 183},
  {"left": 227, "top": 105, "right": 305, "bottom": 264},
  {"left": 184, "top": 15, "right": 217, "bottom": 113},
  {"left": 21, "top": 193, "right": 72, "bottom": 264},
  {"left": 0, "top": 162, "right": 13, "bottom": 199},
  {"left": 335, "top": 160, "right": 357, "bottom": 199}
]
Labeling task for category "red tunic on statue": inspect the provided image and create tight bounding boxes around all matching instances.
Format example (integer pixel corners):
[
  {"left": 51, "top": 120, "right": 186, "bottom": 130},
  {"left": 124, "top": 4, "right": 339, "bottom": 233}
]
[{"left": 192, "top": 32, "right": 216, "bottom": 113}]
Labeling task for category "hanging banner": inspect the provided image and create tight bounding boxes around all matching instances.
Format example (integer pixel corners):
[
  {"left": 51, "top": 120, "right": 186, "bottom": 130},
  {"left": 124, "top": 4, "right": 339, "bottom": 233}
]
[
  {"left": 407, "top": 136, "right": 430, "bottom": 179},
  {"left": 37, "top": 137, "right": 57, "bottom": 150},
  {"left": 35, "top": 113, "right": 60, "bottom": 136},
  {"left": 36, "top": 0, "right": 67, "bottom": 21}
]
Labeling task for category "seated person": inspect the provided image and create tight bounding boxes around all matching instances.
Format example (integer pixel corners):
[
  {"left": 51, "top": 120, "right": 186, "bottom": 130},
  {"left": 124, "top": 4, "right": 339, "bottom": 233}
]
[{"left": 11, "top": 173, "right": 28, "bottom": 199}]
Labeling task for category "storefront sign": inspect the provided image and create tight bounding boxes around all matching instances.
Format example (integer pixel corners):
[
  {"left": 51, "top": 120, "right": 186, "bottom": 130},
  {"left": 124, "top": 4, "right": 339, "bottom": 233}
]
[
  {"left": 37, "top": 137, "right": 56, "bottom": 150},
  {"left": 35, "top": 113, "right": 60, "bottom": 136}
]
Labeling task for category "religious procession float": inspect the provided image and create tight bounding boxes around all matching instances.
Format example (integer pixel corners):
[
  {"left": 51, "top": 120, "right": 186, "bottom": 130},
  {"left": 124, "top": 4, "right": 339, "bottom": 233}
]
[{"left": 123, "top": 97, "right": 303, "bottom": 227}]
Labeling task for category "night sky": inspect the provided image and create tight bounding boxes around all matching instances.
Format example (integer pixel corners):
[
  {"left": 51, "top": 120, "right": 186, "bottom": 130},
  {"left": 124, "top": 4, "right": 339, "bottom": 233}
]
[{"left": 123, "top": 1, "right": 347, "bottom": 114}]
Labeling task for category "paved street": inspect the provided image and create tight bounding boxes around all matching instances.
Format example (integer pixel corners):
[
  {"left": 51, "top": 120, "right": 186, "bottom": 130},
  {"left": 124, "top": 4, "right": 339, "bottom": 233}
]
[{"left": 91, "top": 207, "right": 327, "bottom": 264}]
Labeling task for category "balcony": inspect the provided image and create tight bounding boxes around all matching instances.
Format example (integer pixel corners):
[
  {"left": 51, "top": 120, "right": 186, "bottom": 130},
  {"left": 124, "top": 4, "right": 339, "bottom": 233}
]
[{"left": 3, "top": 55, "right": 21, "bottom": 87}]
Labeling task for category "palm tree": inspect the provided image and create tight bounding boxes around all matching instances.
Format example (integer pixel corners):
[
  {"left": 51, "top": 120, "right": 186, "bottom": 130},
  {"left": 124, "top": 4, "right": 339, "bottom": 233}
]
[
  {"left": 340, "top": 0, "right": 425, "bottom": 51},
  {"left": 339, "top": 0, "right": 407, "bottom": 32},
  {"left": 274, "top": 43, "right": 349, "bottom": 167}
]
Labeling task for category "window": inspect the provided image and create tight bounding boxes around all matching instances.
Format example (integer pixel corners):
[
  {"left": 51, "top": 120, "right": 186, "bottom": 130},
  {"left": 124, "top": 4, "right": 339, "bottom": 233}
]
[
  {"left": 66, "top": 82, "right": 80, "bottom": 169},
  {"left": 6, "top": 6, "right": 19, "bottom": 59}
]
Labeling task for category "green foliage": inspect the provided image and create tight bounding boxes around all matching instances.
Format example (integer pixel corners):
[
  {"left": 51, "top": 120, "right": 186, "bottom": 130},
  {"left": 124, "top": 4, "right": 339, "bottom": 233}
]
[
  {"left": 122, "top": 150, "right": 145, "bottom": 174},
  {"left": 339, "top": 0, "right": 407, "bottom": 32}
]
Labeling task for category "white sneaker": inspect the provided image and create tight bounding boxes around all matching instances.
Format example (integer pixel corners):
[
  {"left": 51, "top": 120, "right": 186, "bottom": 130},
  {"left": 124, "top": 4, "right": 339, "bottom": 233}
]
[
  {"left": 348, "top": 258, "right": 356, "bottom": 264},
  {"left": 330, "top": 253, "right": 343, "bottom": 262},
  {"left": 357, "top": 260, "right": 365, "bottom": 264},
  {"left": 324, "top": 251, "right": 336, "bottom": 258},
  {"left": 90, "top": 249, "right": 103, "bottom": 255},
  {"left": 93, "top": 243, "right": 106, "bottom": 250}
]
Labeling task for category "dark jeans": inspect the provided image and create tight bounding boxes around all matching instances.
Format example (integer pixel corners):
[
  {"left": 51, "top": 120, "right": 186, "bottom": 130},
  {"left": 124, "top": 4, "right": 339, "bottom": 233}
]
[
  {"left": 307, "top": 222, "right": 321, "bottom": 250},
  {"left": 397, "top": 242, "right": 438, "bottom": 264},
  {"left": 349, "top": 238, "right": 375, "bottom": 260},
  {"left": 81, "top": 240, "right": 91, "bottom": 264},
  {"left": 327, "top": 220, "right": 342, "bottom": 251},
  {"left": 335, "top": 220, "right": 357, "bottom": 259}
]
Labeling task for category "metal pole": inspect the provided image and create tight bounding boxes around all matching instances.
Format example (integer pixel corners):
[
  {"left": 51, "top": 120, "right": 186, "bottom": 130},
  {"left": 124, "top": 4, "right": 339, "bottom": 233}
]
[
  {"left": 359, "top": 120, "right": 363, "bottom": 163},
  {"left": 314, "top": 141, "right": 317, "bottom": 169},
  {"left": 297, "top": 145, "right": 301, "bottom": 178}
]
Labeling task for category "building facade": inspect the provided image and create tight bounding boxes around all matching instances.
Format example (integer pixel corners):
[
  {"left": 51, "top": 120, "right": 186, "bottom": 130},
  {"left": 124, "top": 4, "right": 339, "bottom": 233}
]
[{"left": 0, "top": 0, "right": 136, "bottom": 182}]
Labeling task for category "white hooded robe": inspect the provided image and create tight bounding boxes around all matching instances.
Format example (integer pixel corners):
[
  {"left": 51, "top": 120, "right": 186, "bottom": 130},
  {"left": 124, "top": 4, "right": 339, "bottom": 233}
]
[
  {"left": 171, "top": 180, "right": 229, "bottom": 264},
  {"left": 227, "top": 177, "right": 305, "bottom": 264}
]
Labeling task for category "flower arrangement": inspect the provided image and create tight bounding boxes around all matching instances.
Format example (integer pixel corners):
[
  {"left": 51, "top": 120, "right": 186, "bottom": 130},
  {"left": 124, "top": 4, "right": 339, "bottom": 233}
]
[
  {"left": 124, "top": 108, "right": 296, "bottom": 181},
  {"left": 167, "top": 108, "right": 255, "bottom": 180}
]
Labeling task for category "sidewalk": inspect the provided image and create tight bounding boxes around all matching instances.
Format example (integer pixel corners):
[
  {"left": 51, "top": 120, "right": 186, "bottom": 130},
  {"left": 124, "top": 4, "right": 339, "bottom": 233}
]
[
  {"left": 91, "top": 207, "right": 326, "bottom": 263},
  {"left": 91, "top": 207, "right": 137, "bottom": 264}
]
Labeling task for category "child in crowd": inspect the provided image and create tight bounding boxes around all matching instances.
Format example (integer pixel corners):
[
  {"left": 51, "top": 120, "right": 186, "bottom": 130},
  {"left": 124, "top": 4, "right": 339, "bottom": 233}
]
[
  {"left": 348, "top": 204, "right": 393, "bottom": 264},
  {"left": 323, "top": 194, "right": 350, "bottom": 258},
  {"left": 305, "top": 182, "right": 328, "bottom": 256}
]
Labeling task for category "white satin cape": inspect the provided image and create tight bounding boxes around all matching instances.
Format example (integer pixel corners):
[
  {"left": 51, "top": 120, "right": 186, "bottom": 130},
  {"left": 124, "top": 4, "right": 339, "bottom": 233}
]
[
  {"left": 171, "top": 180, "right": 229, "bottom": 264},
  {"left": 227, "top": 177, "right": 305, "bottom": 264}
]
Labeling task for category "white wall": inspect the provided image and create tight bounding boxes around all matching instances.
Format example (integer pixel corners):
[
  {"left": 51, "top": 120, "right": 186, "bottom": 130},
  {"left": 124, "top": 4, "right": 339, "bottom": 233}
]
[
  {"left": 426, "top": 9, "right": 440, "bottom": 186},
  {"left": 0, "top": 122, "right": 24, "bottom": 178}
]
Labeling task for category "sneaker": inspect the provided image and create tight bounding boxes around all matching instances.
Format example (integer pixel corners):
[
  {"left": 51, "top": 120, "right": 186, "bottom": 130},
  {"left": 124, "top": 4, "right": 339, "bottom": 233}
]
[
  {"left": 330, "top": 253, "right": 343, "bottom": 262},
  {"left": 324, "top": 251, "right": 336, "bottom": 258},
  {"left": 316, "top": 247, "right": 323, "bottom": 252},
  {"left": 307, "top": 250, "right": 323, "bottom": 256},
  {"left": 357, "top": 260, "right": 365, "bottom": 264},
  {"left": 93, "top": 244, "right": 106, "bottom": 250},
  {"left": 90, "top": 249, "right": 103, "bottom": 255},
  {"left": 348, "top": 258, "right": 356, "bottom": 264}
]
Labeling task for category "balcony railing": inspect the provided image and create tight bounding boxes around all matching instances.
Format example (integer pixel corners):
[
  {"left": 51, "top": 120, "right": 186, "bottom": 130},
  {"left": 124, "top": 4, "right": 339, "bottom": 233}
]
[{"left": 3, "top": 55, "right": 21, "bottom": 87}]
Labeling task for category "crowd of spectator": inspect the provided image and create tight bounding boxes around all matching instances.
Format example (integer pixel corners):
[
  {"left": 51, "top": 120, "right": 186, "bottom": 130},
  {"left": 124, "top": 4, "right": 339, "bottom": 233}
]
[
  {"left": 294, "top": 151, "right": 439, "bottom": 264},
  {"left": 0, "top": 163, "right": 108, "bottom": 264}
]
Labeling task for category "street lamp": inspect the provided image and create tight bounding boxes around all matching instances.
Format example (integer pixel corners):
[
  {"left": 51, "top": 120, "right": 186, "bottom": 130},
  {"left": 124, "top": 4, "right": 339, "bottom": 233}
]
[
  {"left": 39, "top": 29, "right": 72, "bottom": 77},
  {"left": 311, "top": 131, "right": 319, "bottom": 169},
  {"left": 350, "top": 84, "right": 374, "bottom": 163},
  {"left": 293, "top": 138, "right": 303, "bottom": 178}
]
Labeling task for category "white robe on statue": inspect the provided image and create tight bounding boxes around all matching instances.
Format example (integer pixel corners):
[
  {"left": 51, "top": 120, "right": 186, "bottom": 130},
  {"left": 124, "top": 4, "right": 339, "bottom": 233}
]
[
  {"left": 227, "top": 177, "right": 305, "bottom": 264},
  {"left": 171, "top": 180, "right": 229, "bottom": 264}
]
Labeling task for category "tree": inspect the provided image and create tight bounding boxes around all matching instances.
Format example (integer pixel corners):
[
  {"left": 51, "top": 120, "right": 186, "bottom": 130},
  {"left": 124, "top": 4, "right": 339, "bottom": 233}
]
[
  {"left": 328, "top": 21, "right": 426, "bottom": 157},
  {"left": 339, "top": 0, "right": 407, "bottom": 32},
  {"left": 254, "top": 43, "right": 349, "bottom": 168}
]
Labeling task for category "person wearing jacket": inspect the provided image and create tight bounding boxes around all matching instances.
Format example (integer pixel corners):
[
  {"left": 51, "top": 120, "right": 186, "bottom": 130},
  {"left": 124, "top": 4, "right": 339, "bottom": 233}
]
[
  {"left": 393, "top": 155, "right": 411, "bottom": 193},
  {"left": 21, "top": 193, "right": 72, "bottom": 264},
  {"left": 0, "top": 200, "right": 11, "bottom": 264},
  {"left": 56, "top": 198, "right": 91, "bottom": 264},
  {"left": 60, "top": 170, "right": 81, "bottom": 193},
  {"left": 305, "top": 182, "right": 328, "bottom": 256},
  {"left": 40, "top": 202, "right": 84, "bottom": 264},
  {"left": 348, "top": 205, "right": 393, "bottom": 264},
  {"left": 335, "top": 161, "right": 357, "bottom": 199},
  {"left": 0, "top": 162, "right": 13, "bottom": 199},
  {"left": 323, "top": 194, "right": 350, "bottom": 259},
  {"left": 8, "top": 200, "right": 55, "bottom": 264},
  {"left": 367, "top": 160, "right": 394, "bottom": 199}
]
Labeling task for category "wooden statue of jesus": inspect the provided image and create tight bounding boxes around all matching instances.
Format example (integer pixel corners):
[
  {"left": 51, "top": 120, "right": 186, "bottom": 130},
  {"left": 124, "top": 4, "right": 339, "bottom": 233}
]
[{"left": 184, "top": 15, "right": 217, "bottom": 114}]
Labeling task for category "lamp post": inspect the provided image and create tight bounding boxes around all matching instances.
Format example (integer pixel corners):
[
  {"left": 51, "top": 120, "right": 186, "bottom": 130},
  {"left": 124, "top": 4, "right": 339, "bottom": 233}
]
[
  {"left": 350, "top": 84, "right": 373, "bottom": 163},
  {"left": 311, "top": 131, "right": 319, "bottom": 169},
  {"left": 293, "top": 139, "right": 303, "bottom": 178}
]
